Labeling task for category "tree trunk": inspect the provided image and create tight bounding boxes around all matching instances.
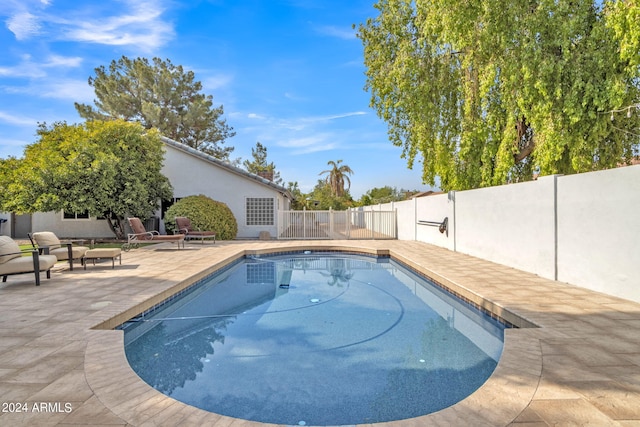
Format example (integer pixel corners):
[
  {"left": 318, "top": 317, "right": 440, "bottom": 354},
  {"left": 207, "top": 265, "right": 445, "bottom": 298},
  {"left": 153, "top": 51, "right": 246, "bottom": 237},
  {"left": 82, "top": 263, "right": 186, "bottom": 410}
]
[
  {"left": 105, "top": 214, "right": 126, "bottom": 240},
  {"left": 514, "top": 117, "right": 535, "bottom": 162}
]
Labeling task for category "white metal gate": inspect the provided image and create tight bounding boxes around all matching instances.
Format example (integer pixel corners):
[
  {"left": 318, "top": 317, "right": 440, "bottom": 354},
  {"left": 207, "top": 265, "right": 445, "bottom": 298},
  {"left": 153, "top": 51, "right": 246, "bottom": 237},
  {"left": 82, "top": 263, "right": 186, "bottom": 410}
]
[{"left": 277, "top": 209, "right": 396, "bottom": 240}]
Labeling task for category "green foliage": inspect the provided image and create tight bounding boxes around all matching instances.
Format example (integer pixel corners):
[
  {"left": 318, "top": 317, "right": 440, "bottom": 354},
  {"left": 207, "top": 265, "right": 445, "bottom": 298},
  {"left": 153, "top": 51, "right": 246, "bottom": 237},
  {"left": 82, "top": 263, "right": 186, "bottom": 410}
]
[
  {"left": 75, "top": 56, "right": 235, "bottom": 160},
  {"left": 0, "top": 120, "right": 172, "bottom": 239},
  {"left": 243, "top": 142, "right": 283, "bottom": 184},
  {"left": 164, "top": 195, "right": 238, "bottom": 240},
  {"left": 286, "top": 181, "right": 306, "bottom": 209},
  {"left": 307, "top": 180, "right": 354, "bottom": 210},
  {"left": 358, "top": 186, "right": 406, "bottom": 206},
  {"left": 319, "top": 160, "right": 354, "bottom": 197},
  {"left": 356, "top": 0, "right": 640, "bottom": 191}
]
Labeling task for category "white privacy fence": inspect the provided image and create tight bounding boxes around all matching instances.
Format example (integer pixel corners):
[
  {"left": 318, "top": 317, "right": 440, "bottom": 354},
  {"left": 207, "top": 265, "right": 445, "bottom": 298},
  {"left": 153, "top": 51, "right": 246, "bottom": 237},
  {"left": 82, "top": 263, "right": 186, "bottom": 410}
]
[
  {"left": 369, "top": 165, "right": 640, "bottom": 304},
  {"left": 277, "top": 209, "right": 396, "bottom": 240}
]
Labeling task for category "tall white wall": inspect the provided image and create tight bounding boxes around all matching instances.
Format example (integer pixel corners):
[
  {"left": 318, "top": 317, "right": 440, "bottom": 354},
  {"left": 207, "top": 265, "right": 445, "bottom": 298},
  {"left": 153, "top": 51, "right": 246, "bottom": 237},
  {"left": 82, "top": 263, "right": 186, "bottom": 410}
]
[
  {"left": 415, "top": 194, "right": 454, "bottom": 250},
  {"left": 455, "top": 176, "right": 557, "bottom": 280},
  {"left": 556, "top": 166, "right": 640, "bottom": 300},
  {"left": 390, "top": 165, "right": 640, "bottom": 303}
]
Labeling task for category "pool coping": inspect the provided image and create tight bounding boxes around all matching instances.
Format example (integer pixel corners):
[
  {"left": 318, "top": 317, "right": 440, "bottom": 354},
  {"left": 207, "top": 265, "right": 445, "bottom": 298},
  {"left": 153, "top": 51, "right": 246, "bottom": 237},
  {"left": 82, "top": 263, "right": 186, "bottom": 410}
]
[
  {"left": 86, "top": 244, "right": 542, "bottom": 427},
  {"left": 2, "top": 239, "right": 638, "bottom": 426}
]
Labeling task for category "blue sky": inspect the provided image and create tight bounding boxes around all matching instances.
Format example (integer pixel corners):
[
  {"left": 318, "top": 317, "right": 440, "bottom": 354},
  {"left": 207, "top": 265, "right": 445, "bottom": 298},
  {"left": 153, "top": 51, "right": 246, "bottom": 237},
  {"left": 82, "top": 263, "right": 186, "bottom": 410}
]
[{"left": 0, "top": 0, "right": 431, "bottom": 198}]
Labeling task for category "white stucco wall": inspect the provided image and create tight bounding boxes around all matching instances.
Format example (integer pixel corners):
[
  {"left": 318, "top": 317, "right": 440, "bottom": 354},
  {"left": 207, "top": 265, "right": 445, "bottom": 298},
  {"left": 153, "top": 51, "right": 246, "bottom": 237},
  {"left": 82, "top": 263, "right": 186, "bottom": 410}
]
[
  {"left": 31, "top": 212, "right": 114, "bottom": 238},
  {"left": 390, "top": 166, "right": 639, "bottom": 303},
  {"left": 454, "top": 176, "right": 557, "bottom": 280},
  {"left": 556, "top": 166, "right": 640, "bottom": 302},
  {"left": 414, "top": 193, "right": 454, "bottom": 250},
  {"left": 162, "top": 143, "right": 290, "bottom": 239}
]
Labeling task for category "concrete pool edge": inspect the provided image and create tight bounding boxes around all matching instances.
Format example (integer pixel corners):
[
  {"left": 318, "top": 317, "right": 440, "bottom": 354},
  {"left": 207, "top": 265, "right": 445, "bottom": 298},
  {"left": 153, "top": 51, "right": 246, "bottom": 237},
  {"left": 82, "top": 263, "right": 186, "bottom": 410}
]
[{"left": 84, "top": 243, "right": 543, "bottom": 426}]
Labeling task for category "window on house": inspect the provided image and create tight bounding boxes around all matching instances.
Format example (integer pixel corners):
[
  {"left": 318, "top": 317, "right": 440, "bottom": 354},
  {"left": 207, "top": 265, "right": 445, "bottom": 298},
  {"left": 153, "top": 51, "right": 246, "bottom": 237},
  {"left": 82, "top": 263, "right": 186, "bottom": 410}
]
[
  {"left": 62, "top": 210, "right": 90, "bottom": 220},
  {"left": 246, "top": 197, "right": 274, "bottom": 226}
]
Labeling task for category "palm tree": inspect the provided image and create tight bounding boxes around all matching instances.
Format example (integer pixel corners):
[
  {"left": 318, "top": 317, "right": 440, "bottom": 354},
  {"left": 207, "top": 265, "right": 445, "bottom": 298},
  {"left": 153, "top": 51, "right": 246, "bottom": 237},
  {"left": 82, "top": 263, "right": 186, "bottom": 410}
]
[{"left": 319, "top": 160, "right": 354, "bottom": 197}]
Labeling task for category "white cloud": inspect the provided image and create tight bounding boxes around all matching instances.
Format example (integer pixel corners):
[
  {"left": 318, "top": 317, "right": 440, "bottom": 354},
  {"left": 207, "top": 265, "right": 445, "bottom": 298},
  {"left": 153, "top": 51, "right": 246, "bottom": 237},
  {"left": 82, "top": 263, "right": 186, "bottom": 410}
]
[
  {"left": 0, "top": 54, "right": 82, "bottom": 78},
  {"left": 6, "top": 12, "right": 41, "bottom": 40},
  {"left": 314, "top": 24, "right": 356, "bottom": 40},
  {"left": 233, "top": 110, "right": 369, "bottom": 155},
  {"left": 277, "top": 134, "right": 338, "bottom": 154},
  {"left": 201, "top": 73, "right": 234, "bottom": 91},
  {"left": 0, "top": 111, "right": 38, "bottom": 127},
  {"left": 3, "top": 0, "right": 174, "bottom": 52},
  {"left": 43, "top": 54, "right": 83, "bottom": 68},
  {"left": 37, "top": 79, "right": 95, "bottom": 102},
  {"left": 58, "top": 0, "right": 174, "bottom": 51}
]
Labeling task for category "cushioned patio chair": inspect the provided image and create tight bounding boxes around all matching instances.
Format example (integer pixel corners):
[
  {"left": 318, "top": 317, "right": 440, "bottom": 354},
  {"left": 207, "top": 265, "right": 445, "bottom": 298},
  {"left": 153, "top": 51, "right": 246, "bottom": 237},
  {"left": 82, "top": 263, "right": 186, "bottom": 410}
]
[
  {"left": 125, "top": 217, "right": 185, "bottom": 251},
  {"left": 175, "top": 217, "right": 216, "bottom": 244},
  {"left": 0, "top": 236, "right": 58, "bottom": 286},
  {"left": 29, "top": 231, "right": 89, "bottom": 271}
]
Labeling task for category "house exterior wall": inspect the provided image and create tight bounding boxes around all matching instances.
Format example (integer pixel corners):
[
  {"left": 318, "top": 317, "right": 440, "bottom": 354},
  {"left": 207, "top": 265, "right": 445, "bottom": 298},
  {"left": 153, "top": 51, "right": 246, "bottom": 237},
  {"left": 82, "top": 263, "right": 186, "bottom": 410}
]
[
  {"left": 162, "top": 143, "right": 289, "bottom": 239},
  {"left": 31, "top": 212, "right": 113, "bottom": 238},
  {"left": 3, "top": 140, "right": 291, "bottom": 240}
]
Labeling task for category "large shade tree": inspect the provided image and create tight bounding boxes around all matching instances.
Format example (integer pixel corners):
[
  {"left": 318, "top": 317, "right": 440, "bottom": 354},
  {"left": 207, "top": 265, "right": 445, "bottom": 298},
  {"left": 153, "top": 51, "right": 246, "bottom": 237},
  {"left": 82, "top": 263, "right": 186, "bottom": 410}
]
[
  {"left": 75, "top": 56, "right": 235, "bottom": 160},
  {"left": 0, "top": 120, "right": 172, "bottom": 239},
  {"left": 357, "top": 0, "right": 640, "bottom": 190}
]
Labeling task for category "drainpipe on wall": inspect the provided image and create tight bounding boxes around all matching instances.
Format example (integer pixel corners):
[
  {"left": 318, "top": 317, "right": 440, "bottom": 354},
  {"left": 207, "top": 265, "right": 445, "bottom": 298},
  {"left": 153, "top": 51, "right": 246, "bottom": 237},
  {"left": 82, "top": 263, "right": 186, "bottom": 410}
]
[
  {"left": 553, "top": 175, "right": 559, "bottom": 281},
  {"left": 448, "top": 190, "right": 456, "bottom": 252},
  {"left": 414, "top": 197, "right": 418, "bottom": 241}
]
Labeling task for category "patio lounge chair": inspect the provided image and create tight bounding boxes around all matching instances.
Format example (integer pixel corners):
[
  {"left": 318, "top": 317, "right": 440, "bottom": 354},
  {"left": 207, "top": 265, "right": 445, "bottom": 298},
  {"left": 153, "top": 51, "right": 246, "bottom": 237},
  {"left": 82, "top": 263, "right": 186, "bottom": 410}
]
[
  {"left": 0, "top": 236, "right": 58, "bottom": 286},
  {"left": 125, "top": 217, "right": 185, "bottom": 250},
  {"left": 175, "top": 217, "right": 216, "bottom": 244},
  {"left": 29, "top": 231, "right": 89, "bottom": 271}
]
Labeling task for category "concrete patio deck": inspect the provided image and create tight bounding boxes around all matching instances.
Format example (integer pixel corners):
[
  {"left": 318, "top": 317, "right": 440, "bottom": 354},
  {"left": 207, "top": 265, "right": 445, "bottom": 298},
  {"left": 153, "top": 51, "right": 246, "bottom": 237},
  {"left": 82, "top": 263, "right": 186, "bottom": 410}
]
[{"left": 0, "top": 240, "right": 639, "bottom": 426}]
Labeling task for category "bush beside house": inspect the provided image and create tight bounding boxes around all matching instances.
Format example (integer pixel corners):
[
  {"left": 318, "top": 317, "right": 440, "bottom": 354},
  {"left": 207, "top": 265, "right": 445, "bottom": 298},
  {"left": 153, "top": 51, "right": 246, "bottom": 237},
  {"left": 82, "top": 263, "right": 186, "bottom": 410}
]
[{"left": 164, "top": 195, "right": 238, "bottom": 240}]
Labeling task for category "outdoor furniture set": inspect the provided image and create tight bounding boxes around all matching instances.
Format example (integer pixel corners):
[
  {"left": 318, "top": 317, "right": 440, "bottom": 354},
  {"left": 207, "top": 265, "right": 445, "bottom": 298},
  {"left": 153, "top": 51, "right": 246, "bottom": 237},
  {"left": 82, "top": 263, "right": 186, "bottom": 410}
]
[{"left": 1, "top": 216, "right": 214, "bottom": 287}]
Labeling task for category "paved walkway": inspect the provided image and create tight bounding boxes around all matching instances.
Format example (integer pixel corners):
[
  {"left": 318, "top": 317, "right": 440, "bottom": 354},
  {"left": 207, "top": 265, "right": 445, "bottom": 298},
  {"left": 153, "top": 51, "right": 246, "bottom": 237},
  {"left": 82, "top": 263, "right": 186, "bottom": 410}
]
[{"left": 0, "top": 240, "right": 639, "bottom": 426}]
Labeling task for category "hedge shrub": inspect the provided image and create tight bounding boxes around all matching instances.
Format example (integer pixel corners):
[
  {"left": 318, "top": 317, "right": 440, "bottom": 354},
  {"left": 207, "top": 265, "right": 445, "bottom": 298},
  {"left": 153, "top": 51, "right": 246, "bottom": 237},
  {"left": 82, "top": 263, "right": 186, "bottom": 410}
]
[{"left": 164, "top": 195, "right": 238, "bottom": 240}]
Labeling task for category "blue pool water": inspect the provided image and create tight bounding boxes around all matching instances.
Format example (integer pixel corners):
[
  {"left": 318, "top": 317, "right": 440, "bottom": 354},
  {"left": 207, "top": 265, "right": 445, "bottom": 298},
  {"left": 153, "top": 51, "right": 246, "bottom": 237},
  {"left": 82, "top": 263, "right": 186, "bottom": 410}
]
[{"left": 122, "top": 253, "right": 506, "bottom": 426}]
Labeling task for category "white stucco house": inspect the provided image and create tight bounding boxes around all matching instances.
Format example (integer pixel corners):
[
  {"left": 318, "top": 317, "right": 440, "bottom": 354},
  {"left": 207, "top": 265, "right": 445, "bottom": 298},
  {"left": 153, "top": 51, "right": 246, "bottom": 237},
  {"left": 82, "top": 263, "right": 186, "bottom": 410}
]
[{"left": 1, "top": 137, "right": 293, "bottom": 240}]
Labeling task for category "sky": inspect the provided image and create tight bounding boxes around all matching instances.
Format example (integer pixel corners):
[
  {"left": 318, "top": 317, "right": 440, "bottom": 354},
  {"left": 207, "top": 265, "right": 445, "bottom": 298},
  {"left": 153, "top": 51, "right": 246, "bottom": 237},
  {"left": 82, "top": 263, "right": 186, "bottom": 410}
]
[{"left": 0, "top": 0, "right": 433, "bottom": 198}]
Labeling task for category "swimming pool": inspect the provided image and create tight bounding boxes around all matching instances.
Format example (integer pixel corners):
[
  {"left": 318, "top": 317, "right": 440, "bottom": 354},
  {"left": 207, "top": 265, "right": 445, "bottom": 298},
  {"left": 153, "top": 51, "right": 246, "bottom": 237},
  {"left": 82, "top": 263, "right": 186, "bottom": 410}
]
[{"left": 121, "top": 252, "right": 506, "bottom": 425}]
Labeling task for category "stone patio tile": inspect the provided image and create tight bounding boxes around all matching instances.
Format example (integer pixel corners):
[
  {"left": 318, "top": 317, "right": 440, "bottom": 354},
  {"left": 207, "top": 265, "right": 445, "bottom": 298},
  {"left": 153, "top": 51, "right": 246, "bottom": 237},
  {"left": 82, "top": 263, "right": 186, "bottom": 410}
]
[
  {"left": 528, "top": 399, "right": 619, "bottom": 426},
  {"left": 510, "top": 406, "right": 546, "bottom": 424},
  {"left": 0, "top": 382, "right": 48, "bottom": 401},
  {"left": 0, "top": 346, "right": 63, "bottom": 369},
  {"left": 4, "top": 356, "right": 84, "bottom": 384},
  {"left": 56, "top": 395, "right": 125, "bottom": 425},
  {"left": 0, "top": 409, "right": 70, "bottom": 427},
  {"left": 567, "top": 380, "right": 640, "bottom": 420},
  {"left": 28, "top": 369, "right": 93, "bottom": 402}
]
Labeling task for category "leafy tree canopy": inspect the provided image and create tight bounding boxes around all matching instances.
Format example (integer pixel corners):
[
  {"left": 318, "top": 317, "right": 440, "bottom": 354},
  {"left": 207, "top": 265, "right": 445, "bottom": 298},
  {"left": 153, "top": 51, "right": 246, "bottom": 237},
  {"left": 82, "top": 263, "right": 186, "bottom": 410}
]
[
  {"left": 307, "top": 180, "right": 354, "bottom": 210},
  {"left": 357, "top": 0, "right": 640, "bottom": 191},
  {"left": 358, "top": 186, "right": 407, "bottom": 205},
  {"left": 0, "top": 120, "right": 172, "bottom": 239},
  {"left": 286, "top": 181, "right": 307, "bottom": 210},
  {"left": 319, "top": 160, "right": 354, "bottom": 197},
  {"left": 75, "top": 56, "right": 235, "bottom": 160},
  {"left": 243, "top": 142, "right": 283, "bottom": 184}
]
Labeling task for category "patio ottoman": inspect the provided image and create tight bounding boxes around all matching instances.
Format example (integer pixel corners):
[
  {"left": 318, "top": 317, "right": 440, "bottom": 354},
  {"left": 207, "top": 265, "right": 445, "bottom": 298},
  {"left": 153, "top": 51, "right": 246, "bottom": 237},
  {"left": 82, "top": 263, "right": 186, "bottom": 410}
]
[{"left": 82, "top": 248, "right": 122, "bottom": 269}]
